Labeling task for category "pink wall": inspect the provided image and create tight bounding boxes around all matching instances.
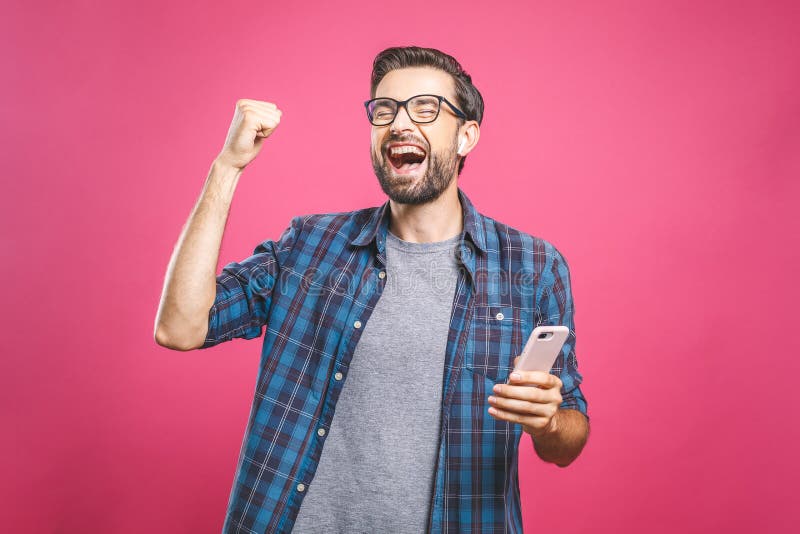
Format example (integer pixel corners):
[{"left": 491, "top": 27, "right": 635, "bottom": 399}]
[{"left": 3, "top": 1, "right": 798, "bottom": 532}]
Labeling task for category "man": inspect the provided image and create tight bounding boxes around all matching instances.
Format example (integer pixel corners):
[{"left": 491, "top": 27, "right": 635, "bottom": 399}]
[{"left": 155, "top": 46, "right": 589, "bottom": 533}]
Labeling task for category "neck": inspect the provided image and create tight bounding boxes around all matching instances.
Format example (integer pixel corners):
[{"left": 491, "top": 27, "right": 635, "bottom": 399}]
[{"left": 387, "top": 180, "right": 463, "bottom": 243}]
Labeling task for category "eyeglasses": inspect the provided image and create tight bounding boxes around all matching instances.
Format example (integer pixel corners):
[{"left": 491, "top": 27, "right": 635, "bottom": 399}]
[{"left": 364, "top": 94, "right": 467, "bottom": 126}]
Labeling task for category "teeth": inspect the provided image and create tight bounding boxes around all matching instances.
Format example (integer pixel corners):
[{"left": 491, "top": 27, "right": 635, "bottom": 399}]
[{"left": 389, "top": 145, "right": 426, "bottom": 157}]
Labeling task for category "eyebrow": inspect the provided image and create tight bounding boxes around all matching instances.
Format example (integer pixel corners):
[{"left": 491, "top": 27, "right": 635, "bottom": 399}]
[{"left": 373, "top": 94, "right": 441, "bottom": 102}]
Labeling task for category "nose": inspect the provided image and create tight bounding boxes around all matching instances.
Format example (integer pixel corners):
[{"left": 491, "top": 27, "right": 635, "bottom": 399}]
[{"left": 390, "top": 104, "right": 415, "bottom": 133}]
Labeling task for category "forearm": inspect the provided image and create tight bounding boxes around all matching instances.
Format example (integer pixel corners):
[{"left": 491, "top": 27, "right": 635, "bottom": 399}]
[
  {"left": 528, "top": 408, "right": 589, "bottom": 467},
  {"left": 154, "top": 159, "right": 242, "bottom": 350}
]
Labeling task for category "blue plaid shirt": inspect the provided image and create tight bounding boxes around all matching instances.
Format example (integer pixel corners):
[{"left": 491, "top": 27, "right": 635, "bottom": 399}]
[{"left": 201, "top": 188, "right": 588, "bottom": 533}]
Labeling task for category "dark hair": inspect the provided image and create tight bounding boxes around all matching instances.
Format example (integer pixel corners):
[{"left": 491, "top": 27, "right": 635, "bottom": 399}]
[{"left": 370, "top": 46, "right": 484, "bottom": 175}]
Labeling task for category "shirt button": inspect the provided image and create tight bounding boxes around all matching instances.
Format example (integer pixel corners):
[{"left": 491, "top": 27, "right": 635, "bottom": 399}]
[
  {"left": 496, "top": 312, "right": 505, "bottom": 321},
  {"left": 334, "top": 372, "right": 343, "bottom": 381},
  {"left": 378, "top": 271, "right": 386, "bottom": 279},
  {"left": 354, "top": 320, "right": 362, "bottom": 329},
  {"left": 297, "top": 483, "right": 306, "bottom": 492},
  {"left": 317, "top": 428, "right": 326, "bottom": 437}
]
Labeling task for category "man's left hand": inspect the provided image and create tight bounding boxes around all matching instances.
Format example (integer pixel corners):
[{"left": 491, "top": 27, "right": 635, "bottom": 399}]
[{"left": 487, "top": 356, "right": 563, "bottom": 437}]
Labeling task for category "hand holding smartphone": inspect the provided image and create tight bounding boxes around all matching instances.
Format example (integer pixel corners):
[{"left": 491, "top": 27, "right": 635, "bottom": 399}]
[{"left": 513, "top": 326, "right": 569, "bottom": 379}]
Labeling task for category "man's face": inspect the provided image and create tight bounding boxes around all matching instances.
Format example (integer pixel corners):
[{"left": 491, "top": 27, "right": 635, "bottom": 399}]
[{"left": 370, "top": 67, "right": 462, "bottom": 205}]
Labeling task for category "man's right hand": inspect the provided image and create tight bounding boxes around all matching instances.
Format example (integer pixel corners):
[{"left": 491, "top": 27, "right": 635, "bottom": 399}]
[{"left": 216, "top": 99, "right": 282, "bottom": 170}]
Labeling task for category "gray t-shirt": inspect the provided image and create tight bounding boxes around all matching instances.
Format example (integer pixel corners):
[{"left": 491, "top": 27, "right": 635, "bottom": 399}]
[{"left": 292, "top": 230, "right": 461, "bottom": 533}]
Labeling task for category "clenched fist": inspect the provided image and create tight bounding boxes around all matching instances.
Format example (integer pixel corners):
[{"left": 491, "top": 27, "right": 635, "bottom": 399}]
[{"left": 216, "top": 99, "right": 282, "bottom": 170}]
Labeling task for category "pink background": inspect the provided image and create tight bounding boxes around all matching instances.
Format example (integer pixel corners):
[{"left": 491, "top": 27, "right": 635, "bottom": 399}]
[{"left": 3, "top": 1, "right": 798, "bottom": 532}]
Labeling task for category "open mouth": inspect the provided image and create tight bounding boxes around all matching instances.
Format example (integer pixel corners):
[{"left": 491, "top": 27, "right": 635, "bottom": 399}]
[{"left": 386, "top": 144, "right": 427, "bottom": 174}]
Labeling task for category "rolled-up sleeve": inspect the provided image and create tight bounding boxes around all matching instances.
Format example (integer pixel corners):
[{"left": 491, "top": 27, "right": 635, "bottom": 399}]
[
  {"left": 199, "top": 218, "right": 298, "bottom": 349},
  {"left": 540, "top": 245, "right": 589, "bottom": 420}
]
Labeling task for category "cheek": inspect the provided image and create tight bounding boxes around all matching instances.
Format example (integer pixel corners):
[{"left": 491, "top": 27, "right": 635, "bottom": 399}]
[
  {"left": 371, "top": 126, "right": 387, "bottom": 142},
  {"left": 370, "top": 134, "right": 383, "bottom": 158},
  {"left": 370, "top": 144, "right": 383, "bottom": 162},
  {"left": 420, "top": 127, "right": 449, "bottom": 154}
]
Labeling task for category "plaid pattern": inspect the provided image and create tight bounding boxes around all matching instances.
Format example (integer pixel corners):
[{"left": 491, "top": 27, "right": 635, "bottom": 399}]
[{"left": 201, "top": 188, "right": 588, "bottom": 533}]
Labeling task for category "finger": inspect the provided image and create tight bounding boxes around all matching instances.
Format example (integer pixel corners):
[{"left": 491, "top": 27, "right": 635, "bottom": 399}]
[
  {"left": 247, "top": 111, "right": 281, "bottom": 137},
  {"left": 488, "top": 405, "right": 549, "bottom": 429},
  {"left": 488, "top": 394, "right": 553, "bottom": 417},
  {"left": 239, "top": 106, "right": 282, "bottom": 122},
  {"left": 237, "top": 99, "right": 278, "bottom": 111},
  {"left": 509, "top": 370, "right": 562, "bottom": 389},
  {"left": 492, "top": 382, "right": 561, "bottom": 404},
  {"left": 251, "top": 101, "right": 278, "bottom": 111},
  {"left": 246, "top": 103, "right": 282, "bottom": 117},
  {"left": 236, "top": 103, "right": 281, "bottom": 127},
  {"left": 239, "top": 105, "right": 283, "bottom": 121}
]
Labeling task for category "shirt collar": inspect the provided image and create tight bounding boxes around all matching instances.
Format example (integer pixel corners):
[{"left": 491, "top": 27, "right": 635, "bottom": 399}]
[{"left": 350, "top": 187, "right": 488, "bottom": 257}]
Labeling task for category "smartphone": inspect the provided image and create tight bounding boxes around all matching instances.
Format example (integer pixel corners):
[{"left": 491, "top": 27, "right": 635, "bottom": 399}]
[{"left": 513, "top": 325, "right": 569, "bottom": 375}]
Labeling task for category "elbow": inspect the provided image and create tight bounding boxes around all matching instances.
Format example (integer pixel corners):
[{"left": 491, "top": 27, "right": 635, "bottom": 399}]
[
  {"left": 154, "top": 324, "right": 204, "bottom": 351},
  {"left": 154, "top": 323, "right": 170, "bottom": 347},
  {"left": 550, "top": 449, "right": 585, "bottom": 468}
]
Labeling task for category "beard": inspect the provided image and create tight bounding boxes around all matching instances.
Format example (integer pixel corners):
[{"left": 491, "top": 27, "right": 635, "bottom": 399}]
[{"left": 371, "top": 135, "right": 460, "bottom": 205}]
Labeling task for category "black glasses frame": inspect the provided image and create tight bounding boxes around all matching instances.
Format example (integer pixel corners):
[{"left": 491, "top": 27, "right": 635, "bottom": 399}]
[{"left": 364, "top": 94, "right": 467, "bottom": 126}]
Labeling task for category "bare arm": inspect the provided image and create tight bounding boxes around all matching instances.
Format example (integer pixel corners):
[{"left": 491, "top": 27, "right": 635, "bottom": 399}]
[
  {"left": 154, "top": 99, "right": 282, "bottom": 350},
  {"left": 153, "top": 161, "right": 242, "bottom": 350}
]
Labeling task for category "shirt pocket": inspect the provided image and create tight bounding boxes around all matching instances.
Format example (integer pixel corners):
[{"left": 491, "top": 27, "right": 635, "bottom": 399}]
[{"left": 464, "top": 304, "right": 524, "bottom": 383}]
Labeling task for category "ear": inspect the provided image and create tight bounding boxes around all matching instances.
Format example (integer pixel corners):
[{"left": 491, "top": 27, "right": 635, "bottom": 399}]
[{"left": 457, "top": 120, "right": 480, "bottom": 156}]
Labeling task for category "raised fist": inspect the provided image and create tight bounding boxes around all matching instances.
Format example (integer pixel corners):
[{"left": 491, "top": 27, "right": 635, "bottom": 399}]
[{"left": 216, "top": 99, "right": 282, "bottom": 170}]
